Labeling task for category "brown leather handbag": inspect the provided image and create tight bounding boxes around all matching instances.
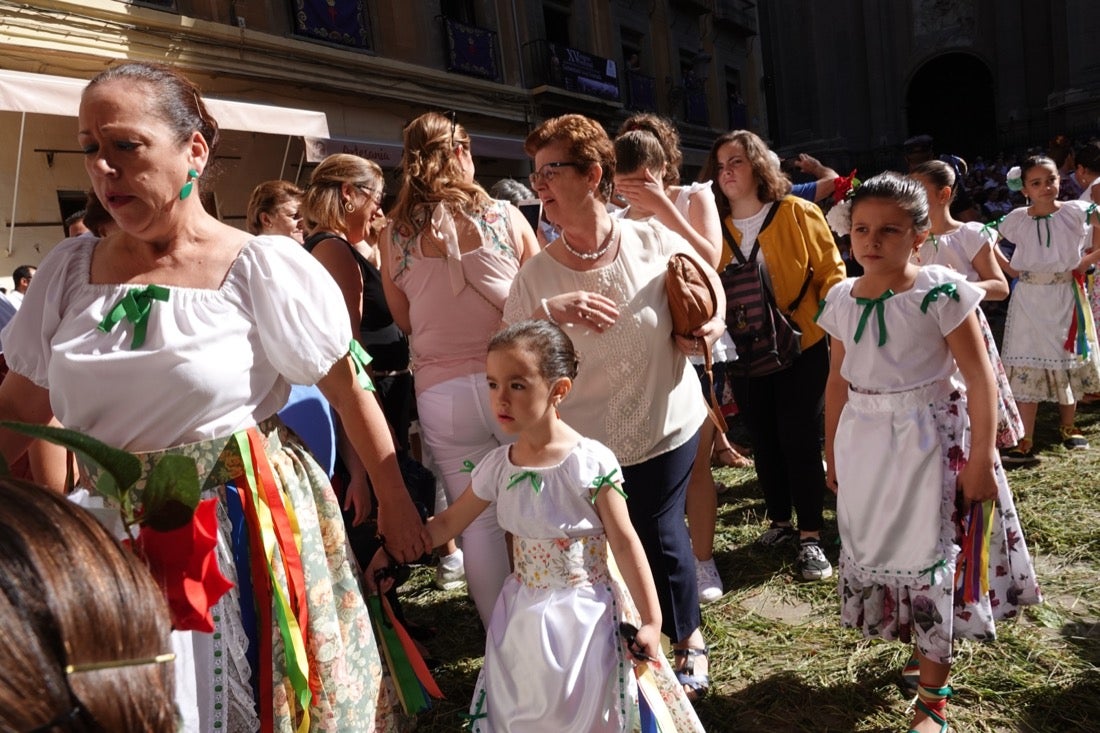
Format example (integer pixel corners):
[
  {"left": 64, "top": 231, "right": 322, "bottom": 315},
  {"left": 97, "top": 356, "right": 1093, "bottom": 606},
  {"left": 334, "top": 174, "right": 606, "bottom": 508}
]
[{"left": 666, "top": 253, "right": 727, "bottom": 432}]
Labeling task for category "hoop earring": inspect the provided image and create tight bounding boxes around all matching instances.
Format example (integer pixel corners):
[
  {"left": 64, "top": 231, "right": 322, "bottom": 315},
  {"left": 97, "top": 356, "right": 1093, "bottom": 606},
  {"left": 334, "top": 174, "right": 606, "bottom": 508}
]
[
  {"left": 344, "top": 200, "right": 356, "bottom": 213},
  {"left": 178, "top": 169, "right": 198, "bottom": 201}
]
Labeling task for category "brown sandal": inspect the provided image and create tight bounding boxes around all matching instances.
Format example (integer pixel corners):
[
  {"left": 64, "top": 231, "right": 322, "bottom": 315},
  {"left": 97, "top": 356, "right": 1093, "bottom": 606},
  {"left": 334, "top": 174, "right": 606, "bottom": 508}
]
[{"left": 711, "top": 446, "right": 753, "bottom": 469}]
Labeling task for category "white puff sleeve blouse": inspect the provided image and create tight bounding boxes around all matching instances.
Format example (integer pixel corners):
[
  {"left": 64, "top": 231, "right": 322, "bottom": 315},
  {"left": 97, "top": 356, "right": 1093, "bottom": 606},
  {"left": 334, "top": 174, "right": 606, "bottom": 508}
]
[{"left": 1, "top": 235, "right": 351, "bottom": 452}]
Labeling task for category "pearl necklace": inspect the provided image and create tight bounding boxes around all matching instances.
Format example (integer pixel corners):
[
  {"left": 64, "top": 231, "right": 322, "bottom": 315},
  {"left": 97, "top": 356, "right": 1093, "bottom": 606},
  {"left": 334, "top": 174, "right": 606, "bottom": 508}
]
[{"left": 560, "top": 221, "right": 616, "bottom": 261}]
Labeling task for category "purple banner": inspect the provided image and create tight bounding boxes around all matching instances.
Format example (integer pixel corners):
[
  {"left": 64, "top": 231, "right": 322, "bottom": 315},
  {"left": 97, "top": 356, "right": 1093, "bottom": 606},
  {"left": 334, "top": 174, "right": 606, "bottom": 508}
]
[
  {"left": 444, "top": 18, "right": 499, "bottom": 81},
  {"left": 293, "top": 0, "right": 370, "bottom": 49},
  {"left": 547, "top": 42, "right": 620, "bottom": 102}
]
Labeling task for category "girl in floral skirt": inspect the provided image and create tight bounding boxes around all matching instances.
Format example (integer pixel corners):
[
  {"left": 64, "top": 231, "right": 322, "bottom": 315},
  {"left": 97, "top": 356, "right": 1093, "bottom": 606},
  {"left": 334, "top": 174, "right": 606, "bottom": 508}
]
[{"left": 817, "top": 173, "right": 1041, "bottom": 733}]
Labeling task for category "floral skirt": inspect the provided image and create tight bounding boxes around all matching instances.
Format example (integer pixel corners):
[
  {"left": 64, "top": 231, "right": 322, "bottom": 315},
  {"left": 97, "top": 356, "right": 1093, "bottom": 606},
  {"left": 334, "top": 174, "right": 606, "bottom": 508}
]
[
  {"left": 837, "top": 388, "right": 1042, "bottom": 664},
  {"left": 976, "top": 308, "right": 1024, "bottom": 449},
  {"left": 81, "top": 417, "right": 404, "bottom": 733},
  {"left": 467, "top": 535, "right": 705, "bottom": 733}
]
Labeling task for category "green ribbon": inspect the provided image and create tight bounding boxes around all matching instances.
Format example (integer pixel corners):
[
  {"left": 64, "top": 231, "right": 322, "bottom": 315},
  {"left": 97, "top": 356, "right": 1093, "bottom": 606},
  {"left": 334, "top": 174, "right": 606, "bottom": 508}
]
[
  {"left": 460, "top": 460, "right": 476, "bottom": 473},
  {"left": 978, "top": 215, "right": 1004, "bottom": 239},
  {"left": 506, "top": 470, "right": 542, "bottom": 493},
  {"left": 347, "top": 339, "right": 376, "bottom": 392},
  {"left": 920, "top": 283, "right": 960, "bottom": 313},
  {"left": 1033, "top": 213, "right": 1053, "bottom": 248},
  {"left": 921, "top": 557, "right": 948, "bottom": 586},
  {"left": 812, "top": 298, "right": 827, "bottom": 324},
  {"left": 587, "top": 469, "right": 626, "bottom": 504},
  {"left": 928, "top": 233, "right": 939, "bottom": 252},
  {"left": 853, "top": 289, "right": 893, "bottom": 347},
  {"left": 97, "top": 284, "right": 170, "bottom": 349},
  {"left": 460, "top": 689, "right": 488, "bottom": 730}
]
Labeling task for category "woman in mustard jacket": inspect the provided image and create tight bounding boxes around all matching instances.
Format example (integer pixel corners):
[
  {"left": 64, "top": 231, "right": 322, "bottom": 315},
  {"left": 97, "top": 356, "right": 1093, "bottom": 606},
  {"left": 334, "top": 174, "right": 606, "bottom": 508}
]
[{"left": 700, "top": 130, "right": 846, "bottom": 581}]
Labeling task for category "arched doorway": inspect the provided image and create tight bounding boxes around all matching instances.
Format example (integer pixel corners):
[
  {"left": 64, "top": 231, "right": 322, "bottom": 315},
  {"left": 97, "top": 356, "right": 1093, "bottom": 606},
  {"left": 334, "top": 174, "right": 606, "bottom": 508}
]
[{"left": 906, "top": 53, "right": 996, "bottom": 160}]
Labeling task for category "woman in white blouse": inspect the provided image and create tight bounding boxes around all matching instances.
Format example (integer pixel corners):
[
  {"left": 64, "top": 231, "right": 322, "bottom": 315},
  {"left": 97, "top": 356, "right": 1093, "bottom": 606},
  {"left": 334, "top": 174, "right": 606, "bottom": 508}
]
[
  {"left": 505, "top": 114, "right": 724, "bottom": 702},
  {"left": 0, "top": 61, "right": 428, "bottom": 732}
]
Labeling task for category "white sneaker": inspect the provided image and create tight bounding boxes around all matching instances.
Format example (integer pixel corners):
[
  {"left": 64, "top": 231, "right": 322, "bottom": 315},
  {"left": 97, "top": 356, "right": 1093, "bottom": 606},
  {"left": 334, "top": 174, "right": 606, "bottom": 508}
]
[
  {"left": 434, "top": 549, "right": 466, "bottom": 591},
  {"left": 695, "top": 557, "right": 724, "bottom": 604}
]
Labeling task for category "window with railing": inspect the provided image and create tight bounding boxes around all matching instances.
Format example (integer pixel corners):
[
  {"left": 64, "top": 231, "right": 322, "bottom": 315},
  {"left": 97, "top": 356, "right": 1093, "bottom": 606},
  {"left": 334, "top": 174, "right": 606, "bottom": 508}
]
[
  {"left": 442, "top": 17, "right": 500, "bottom": 81},
  {"left": 524, "top": 40, "right": 621, "bottom": 103},
  {"left": 290, "top": 0, "right": 372, "bottom": 50}
]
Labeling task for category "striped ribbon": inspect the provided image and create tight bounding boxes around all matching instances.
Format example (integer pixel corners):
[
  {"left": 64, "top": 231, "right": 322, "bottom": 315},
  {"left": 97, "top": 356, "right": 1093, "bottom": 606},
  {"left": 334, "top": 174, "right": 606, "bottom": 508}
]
[
  {"left": 954, "top": 500, "right": 995, "bottom": 604},
  {"left": 1064, "top": 272, "right": 1096, "bottom": 361},
  {"left": 232, "top": 429, "right": 315, "bottom": 733},
  {"left": 635, "top": 662, "right": 678, "bottom": 732}
]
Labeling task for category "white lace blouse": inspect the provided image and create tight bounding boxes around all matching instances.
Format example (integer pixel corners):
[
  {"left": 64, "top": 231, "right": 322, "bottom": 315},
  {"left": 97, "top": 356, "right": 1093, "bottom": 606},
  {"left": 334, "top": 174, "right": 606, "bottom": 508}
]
[{"left": 1, "top": 235, "right": 351, "bottom": 452}]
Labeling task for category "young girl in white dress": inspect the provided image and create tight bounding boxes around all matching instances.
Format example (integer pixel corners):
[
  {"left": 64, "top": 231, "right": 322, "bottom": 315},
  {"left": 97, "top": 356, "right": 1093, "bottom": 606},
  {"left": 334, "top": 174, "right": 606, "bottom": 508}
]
[
  {"left": 377, "top": 320, "right": 705, "bottom": 732},
  {"left": 991, "top": 155, "right": 1100, "bottom": 460},
  {"left": 817, "top": 173, "right": 1041, "bottom": 733},
  {"left": 910, "top": 159, "right": 1025, "bottom": 455}
]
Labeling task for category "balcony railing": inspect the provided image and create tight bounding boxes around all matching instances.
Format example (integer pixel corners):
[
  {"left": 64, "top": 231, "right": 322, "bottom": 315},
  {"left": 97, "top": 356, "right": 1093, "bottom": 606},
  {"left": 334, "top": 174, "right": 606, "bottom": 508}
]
[
  {"left": 523, "top": 39, "right": 622, "bottom": 103},
  {"left": 442, "top": 17, "right": 500, "bottom": 82}
]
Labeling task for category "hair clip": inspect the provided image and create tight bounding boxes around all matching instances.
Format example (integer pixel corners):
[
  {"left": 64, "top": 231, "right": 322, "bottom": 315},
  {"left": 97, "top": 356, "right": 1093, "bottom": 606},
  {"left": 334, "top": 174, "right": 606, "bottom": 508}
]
[{"left": 65, "top": 652, "right": 176, "bottom": 675}]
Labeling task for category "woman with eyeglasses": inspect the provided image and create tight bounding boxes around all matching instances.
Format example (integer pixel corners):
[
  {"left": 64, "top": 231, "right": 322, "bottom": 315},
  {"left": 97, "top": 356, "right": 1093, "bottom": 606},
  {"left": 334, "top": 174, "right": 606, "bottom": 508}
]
[
  {"left": 698, "top": 130, "right": 846, "bottom": 582},
  {"left": 300, "top": 153, "right": 418, "bottom": 514},
  {"left": 380, "top": 111, "right": 540, "bottom": 626},
  {"left": 504, "top": 114, "right": 724, "bottom": 703}
]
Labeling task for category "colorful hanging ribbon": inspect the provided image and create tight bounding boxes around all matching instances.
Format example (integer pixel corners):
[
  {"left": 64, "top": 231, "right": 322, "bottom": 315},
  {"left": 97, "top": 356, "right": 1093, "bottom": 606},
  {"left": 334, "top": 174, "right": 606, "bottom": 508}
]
[
  {"left": 232, "top": 429, "right": 315, "bottom": 733},
  {"left": 854, "top": 290, "right": 893, "bottom": 346},
  {"left": 920, "top": 283, "right": 960, "bottom": 313},
  {"left": 97, "top": 284, "right": 170, "bottom": 349},
  {"left": 368, "top": 594, "right": 444, "bottom": 715},
  {"left": 507, "top": 470, "right": 543, "bottom": 493},
  {"left": 635, "top": 662, "right": 679, "bottom": 732},
  {"left": 954, "top": 500, "right": 995, "bottom": 604},
  {"left": 1063, "top": 271, "right": 1096, "bottom": 360}
]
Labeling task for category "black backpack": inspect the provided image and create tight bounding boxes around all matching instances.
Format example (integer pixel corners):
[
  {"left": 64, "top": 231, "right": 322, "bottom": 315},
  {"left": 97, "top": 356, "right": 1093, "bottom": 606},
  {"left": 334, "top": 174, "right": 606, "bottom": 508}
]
[{"left": 720, "top": 204, "right": 811, "bottom": 378}]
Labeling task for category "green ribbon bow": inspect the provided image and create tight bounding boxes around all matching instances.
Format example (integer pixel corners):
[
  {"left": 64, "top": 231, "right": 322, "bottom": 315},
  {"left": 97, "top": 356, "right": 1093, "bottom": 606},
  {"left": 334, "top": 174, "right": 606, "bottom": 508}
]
[
  {"left": 588, "top": 469, "right": 626, "bottom": 504},
  {"left": 978, "top": 215, "right": 1004, "bottom": 239},
  {"left": 920, "top": 283, "right": 960, "bottom": 313},
  {"left": 97, "top": 284, "right": 170, "bottom": 349},
  {"left": 506, "top": 470, "right": 542, "bottom": 493},
  {"left": 460, "top": 460, "right": 476, "bottom": 473},
  {"left": 853, "top": 289, "right": 893, "bottom": 347},
  {"left": 1032, "top": 213, "right": 1053, "bottom": 248},
  {"left": 347, "top": 340, "right": 376, "bottom": 392},
  {"left": 460, "top": 689, "right": 488, "bottom": 730}
]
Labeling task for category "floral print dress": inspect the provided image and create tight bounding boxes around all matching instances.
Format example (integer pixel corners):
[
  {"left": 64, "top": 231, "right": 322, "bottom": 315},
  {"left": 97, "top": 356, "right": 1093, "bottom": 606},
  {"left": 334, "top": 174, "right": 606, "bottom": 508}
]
[{"left": 816, "top": 267, "right": 1041, "bottom": 664}]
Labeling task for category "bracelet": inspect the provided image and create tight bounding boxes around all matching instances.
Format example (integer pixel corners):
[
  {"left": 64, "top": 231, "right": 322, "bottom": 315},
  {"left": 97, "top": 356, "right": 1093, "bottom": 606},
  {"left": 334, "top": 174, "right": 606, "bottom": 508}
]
[{"left": 541, "top": 297, "right": 558, "bottom": 325}]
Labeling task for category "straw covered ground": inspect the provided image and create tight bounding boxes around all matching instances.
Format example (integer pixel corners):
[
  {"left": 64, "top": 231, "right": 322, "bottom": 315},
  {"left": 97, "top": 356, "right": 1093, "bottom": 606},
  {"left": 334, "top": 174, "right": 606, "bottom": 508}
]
[{"left": 398, "top": 403, "right": 1100, "bottom": 732}]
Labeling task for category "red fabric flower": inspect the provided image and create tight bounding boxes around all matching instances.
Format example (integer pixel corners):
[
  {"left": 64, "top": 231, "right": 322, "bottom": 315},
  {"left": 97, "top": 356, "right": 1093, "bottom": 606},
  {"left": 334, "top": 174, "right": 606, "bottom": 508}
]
[
  {"left": 833, "top": 169, "right": 859, "bottom": 204},
  {"left": 129, "top": 498, "right": 234, "bottom": 633}
]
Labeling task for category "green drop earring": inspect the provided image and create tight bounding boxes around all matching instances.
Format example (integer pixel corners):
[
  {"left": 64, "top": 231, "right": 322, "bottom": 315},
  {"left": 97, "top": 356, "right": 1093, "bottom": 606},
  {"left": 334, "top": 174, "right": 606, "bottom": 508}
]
[{"left": 179, "top": 168, "right": 198, "bottom": 200}]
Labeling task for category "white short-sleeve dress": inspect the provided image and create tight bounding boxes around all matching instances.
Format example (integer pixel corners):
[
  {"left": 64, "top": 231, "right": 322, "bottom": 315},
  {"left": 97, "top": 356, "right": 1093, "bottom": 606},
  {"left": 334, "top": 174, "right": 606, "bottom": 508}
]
[
  {"left": 912, "top": 222, "right": 1024, "bottom": 447},
  {"left": 1, "top": 234, "right": 402, "bottom": 732},
  {"left": 463, "top": 438, "right": 704, "bottom": 733},
  {"left": 999, "top": 200, "right": 1100, "bottom": 403},
  {"left": 815, "top": 266, "right": 1041, "bottom": 664}
]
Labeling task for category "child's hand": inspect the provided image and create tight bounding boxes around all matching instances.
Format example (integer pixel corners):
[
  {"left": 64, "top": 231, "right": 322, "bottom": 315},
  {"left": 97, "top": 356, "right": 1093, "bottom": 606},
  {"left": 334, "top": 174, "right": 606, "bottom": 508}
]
[
  {"left": 957, "top": 454, "right": 998, "bottom": 504},
  {"left": 364, "top": 546, "right": 398, "bottom": 593},
  {"left": 620, "top": 621, "right": 662, "bottom": 666},
  {"left": 825, "top": 460, "right": 839, "bottom": 494}
]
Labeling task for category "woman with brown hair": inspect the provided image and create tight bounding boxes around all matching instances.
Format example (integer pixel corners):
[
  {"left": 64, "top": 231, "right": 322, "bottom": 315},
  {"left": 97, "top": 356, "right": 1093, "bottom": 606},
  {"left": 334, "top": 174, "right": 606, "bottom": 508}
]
[
  {"left": 0, "top": 61, "right": 428, "bottom": 731},
  {"left": 380, "top": 111, "right": 540, "bottom": 626},
  {"left": 246, "top": 179, "right": 305, "bottom": 243},
  {"left": 506, "top": 113, "right": 722, "bottom": 705},
  {"left": 699, "top": 129, "right": 846, "bottom": 581},
  {"left": 0, "top": 478, "right": 177, "bottom": 732}
]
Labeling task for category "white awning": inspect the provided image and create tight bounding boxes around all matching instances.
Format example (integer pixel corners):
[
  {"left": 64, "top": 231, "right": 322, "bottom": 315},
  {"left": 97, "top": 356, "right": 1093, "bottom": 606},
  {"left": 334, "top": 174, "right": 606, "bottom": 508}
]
[{"left": 0, "top": 68, "right": 330, "bottom": 137}]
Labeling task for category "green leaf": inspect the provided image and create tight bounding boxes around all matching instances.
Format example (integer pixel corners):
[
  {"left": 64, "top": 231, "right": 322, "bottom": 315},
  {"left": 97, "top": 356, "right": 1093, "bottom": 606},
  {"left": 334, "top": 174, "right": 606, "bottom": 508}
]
[
  {"left": 140, "top": 453, "right": 201, "bottom": 532},
  {"left": 0, "top": 421, "right": 143, "bottom": 494}
]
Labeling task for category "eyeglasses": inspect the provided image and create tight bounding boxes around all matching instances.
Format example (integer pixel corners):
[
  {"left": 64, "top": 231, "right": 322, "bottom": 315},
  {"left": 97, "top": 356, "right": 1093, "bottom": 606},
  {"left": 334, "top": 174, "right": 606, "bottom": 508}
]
[
  {"left": 356, "top": 184, "right": 384, "bottom": 207},
  {"left": 529, "top": 162, "right": 583, "bottom": 187}
]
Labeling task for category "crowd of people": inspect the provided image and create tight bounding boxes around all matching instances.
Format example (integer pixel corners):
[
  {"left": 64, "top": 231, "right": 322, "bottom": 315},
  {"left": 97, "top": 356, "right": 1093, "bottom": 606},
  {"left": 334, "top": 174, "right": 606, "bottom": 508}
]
[{"left": 0, "top": 59, "right": 1096, "bottom": 732}]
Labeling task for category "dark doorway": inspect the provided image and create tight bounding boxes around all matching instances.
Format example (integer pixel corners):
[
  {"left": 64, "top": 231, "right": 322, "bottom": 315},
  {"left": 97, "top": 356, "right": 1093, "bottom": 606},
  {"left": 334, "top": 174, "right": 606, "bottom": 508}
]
[{"left": 906, "top": 53, "right": 996, "bottom": 160}]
